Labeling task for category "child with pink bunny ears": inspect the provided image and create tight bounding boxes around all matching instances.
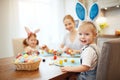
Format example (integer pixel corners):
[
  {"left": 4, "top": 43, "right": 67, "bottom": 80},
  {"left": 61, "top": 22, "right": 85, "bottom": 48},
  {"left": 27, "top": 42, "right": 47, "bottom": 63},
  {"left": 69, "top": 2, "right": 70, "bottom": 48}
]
[{"left": 23, "top": 27, "right": 40, "bottom": 55}]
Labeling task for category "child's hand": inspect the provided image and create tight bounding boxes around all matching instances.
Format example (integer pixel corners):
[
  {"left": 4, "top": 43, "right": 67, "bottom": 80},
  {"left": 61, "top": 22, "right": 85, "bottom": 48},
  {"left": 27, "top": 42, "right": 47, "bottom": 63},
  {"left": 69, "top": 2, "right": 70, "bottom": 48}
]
[
  {"left": 33, "top": 50, "right": 38, "bottom": 53},
  {"left": 71, "top": 50, "right": 78, "bottom": 54},
  {"left": 33, "top": 50, "right": 40, "bottom": 55},
  {"left": 41, "top": 45, "right": 49, "bottom": 52},
  {"left": 62, "top": 46, "right": 69, "bottom": 52},
  {"left": 73, "top": 50, "right": 81, "bottom": 54},
  {"left": 65, "top": 48, "right": 73, "bottom": 54},
  {"left": 41, "top": 45, "right": 47, "bottom": 50},
  {"left": 61, "top": 66, "right": 72, "bottom": 72}
]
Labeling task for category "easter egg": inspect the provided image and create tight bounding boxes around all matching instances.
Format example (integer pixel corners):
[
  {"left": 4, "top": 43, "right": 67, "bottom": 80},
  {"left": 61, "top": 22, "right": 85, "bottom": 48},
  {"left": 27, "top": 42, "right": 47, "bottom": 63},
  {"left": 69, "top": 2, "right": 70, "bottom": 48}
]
[
  {"left": 64, "top": 59, "right": 67, "bottom": 62},
  {"left": 24, "top": 59, "right": 28, "bottom": 63},
  {"left": 53, "top": 55, "right": 57, "bottom": 60},
  {"left": 48, "top": 49, "right": 52, "bottom": 53},
  {"left": 27, "top": 51, "right": 32, "bottom": 55},
  {"left": 51, "top": 49, "right": 54, "bottom": 53},
  {"left": 28, "top": 60, "right": 34, "bottom": 63},
  {"left": 71, "top": 59, "right": 75, "bottom": 63},
  {"left": 59, "top": 60, "right": 63, "bottom": 65},
  {"left": 34, "top": 58, "right": 39, "bottom": 62},
  {"left": 22, "top": 52, "right": 26, "bottom": 55},
  {"left": 65, "top": 48, "right": 73, "bottom": 54},
  {"left": 53, "top": 50, "right": 57, "bottom": 55},
  {"left": 20, "top": 57, "right": 25, "bottom": 63},
  {"left": 23, "top": 54, "right": 28, "bottom": 58}
]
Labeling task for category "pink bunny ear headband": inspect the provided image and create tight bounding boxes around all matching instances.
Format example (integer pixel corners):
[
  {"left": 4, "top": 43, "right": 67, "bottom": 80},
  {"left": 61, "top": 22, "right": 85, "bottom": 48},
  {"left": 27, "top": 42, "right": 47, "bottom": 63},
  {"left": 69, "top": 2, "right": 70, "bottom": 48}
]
[{"left": 25, "top": 27, "right": 40, "bottom": 36}]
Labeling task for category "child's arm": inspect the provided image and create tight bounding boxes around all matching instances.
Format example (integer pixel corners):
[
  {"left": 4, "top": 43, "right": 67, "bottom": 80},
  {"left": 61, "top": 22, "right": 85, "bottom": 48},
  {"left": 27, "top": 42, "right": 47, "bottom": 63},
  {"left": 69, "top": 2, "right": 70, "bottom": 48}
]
[
  {"left": 72, "top": 49, "right": 81, "bottom": 54},
  {"left": 61, "top": 65, "right": 90, "bottom": 72},
  {"left": 60, "top": 44, "right": 81, "bottom": 54},
  {"left": 24, "top": 46, "right": 31, "bottom": 52},
  {"left": 40, "top": 45, "right": 49, "bottom": 52}
]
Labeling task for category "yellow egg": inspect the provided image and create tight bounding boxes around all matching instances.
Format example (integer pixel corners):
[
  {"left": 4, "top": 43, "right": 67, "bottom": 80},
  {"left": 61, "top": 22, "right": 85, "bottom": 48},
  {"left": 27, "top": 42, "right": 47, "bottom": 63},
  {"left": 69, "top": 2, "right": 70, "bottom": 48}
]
[
  {"left": 71, "top": 59, "right": 75, "bottom": 63},
  {"left": 49, "top": 49, "right": 52, "bottom": 53},
  {"left": 59, "top": 60, "right": 63, "bottom": 65}
]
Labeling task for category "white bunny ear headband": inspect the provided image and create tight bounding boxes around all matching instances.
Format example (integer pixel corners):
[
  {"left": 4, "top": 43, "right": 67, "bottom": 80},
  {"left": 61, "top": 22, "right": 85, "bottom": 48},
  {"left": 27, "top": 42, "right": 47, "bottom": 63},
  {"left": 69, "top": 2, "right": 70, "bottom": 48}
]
[
  {"left": 76, "top": 2, "right": 99, "bottom": 21},
  {"left": 25, "top": 27, "right": 40, "bottom": 36}
]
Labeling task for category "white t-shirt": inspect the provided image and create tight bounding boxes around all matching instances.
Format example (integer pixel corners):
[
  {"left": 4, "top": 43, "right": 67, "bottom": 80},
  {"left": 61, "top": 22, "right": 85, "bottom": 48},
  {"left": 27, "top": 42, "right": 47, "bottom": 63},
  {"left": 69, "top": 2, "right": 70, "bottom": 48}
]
[
  {"left": 25, "top": 45, "right": 39, "bottom": 52},
  {"left": 80, "top": 44, "right": 100, "bottom": 70},
  {"left": 62, "top": 32, "right": 83, "bottom": 50}
]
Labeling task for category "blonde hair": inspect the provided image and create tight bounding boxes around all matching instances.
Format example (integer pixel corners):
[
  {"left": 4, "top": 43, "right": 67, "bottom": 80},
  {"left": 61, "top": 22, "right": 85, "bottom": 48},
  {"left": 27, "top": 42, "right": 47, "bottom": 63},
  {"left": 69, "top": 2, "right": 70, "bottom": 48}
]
[
  {"left": 79, "top": 21, "right": 97, "bottom": 35},
  {"left": 63, "top": 15, "right": 75, "bottom": 24}
]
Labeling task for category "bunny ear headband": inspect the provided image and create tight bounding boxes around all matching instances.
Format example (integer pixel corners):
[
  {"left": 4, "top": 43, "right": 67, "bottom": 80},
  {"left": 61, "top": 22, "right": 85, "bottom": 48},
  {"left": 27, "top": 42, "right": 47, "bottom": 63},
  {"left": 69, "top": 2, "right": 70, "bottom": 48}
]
[
  {"left": 76, "top": 2, "right": 99, "bottom": 21},
  {"left": 25, "top": 27, "right": 40, "bottom": 36}
]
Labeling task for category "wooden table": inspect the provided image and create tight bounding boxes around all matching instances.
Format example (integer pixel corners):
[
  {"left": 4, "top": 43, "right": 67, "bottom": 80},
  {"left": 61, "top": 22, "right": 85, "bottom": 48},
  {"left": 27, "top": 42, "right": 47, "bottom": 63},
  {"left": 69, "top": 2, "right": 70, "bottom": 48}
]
[{"left": 0, "top": 57, "right": 77, "bottom": 80}]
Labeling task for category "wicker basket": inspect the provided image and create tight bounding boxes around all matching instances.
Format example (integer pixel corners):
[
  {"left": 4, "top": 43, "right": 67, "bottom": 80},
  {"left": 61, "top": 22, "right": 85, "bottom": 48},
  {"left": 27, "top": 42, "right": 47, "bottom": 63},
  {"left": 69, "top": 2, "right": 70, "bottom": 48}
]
[{"left": 14, "top": 60, "right": 41, "bottom": 71}]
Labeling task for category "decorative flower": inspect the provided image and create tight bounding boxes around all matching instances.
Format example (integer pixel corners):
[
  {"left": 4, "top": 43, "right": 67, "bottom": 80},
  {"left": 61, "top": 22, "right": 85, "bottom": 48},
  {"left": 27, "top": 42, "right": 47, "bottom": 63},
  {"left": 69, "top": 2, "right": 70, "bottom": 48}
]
[
  {"left": 96, "top": 16, "right": 109, "bottom": 31},
  {"left": 99, "top": 22, "right": 108, "bottom": 30},
  {"left": 98, "top": 22, "right": 109, "bottom": 35}
]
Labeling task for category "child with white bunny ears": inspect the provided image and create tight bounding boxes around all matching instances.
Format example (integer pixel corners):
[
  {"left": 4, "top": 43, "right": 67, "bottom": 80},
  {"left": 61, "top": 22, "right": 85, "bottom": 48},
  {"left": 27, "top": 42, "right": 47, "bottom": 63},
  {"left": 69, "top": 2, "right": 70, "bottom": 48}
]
[
  {"left": 61, "top": 2, "right": 100, "bottom": 80},
  {"left": 23, "top": 27, "right": 40, "bottom": 55}
]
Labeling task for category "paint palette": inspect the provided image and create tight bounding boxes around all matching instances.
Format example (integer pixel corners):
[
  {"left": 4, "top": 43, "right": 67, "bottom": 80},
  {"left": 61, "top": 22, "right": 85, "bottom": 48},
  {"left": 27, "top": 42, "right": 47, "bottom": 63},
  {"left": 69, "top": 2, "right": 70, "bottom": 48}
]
[{"left": 52, "top": 58, "right": 80, "bottom": 67}]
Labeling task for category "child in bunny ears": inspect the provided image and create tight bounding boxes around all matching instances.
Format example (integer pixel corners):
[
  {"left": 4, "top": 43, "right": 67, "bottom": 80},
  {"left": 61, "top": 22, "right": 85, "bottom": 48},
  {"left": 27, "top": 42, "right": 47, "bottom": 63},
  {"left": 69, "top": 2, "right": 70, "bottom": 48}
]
[
  {"left": 23, "top": 27, "right": 40, "bottom": 55},
  {"left": 61, "top": 2, "right": 100, "bottom": 80}
]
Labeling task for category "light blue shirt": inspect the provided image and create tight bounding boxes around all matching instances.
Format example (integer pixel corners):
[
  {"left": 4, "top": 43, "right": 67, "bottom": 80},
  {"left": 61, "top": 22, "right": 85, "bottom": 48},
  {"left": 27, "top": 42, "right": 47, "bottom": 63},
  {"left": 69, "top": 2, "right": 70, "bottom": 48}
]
[{"left": 62, "top": 32, "right": 83, "bottom": 50}]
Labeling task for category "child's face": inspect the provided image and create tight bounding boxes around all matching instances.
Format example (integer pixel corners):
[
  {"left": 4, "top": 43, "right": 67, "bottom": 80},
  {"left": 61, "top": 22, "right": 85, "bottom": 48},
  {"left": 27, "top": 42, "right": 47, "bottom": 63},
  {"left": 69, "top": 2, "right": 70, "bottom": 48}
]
[
  {"left": 78, "top": 26, "right": 96, "bottom": 45},
  {"left": 64, "top": 19, "right": 75, "bottom": 32},
  {"left": 28, "top": 35, "right": 37, "bottom": 48}
]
